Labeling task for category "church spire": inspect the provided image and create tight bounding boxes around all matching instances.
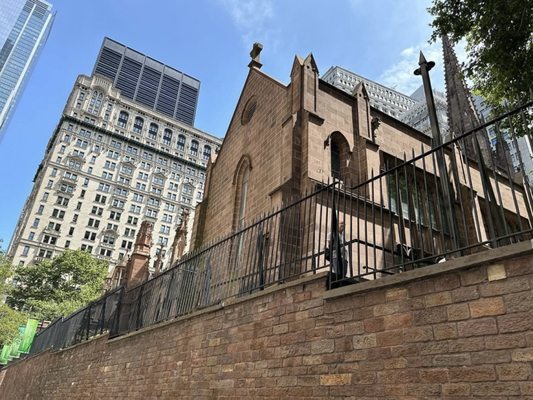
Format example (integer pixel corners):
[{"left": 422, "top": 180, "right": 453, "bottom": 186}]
[{"left": 442, "top": 34, "right": 495, "bottom": 168}]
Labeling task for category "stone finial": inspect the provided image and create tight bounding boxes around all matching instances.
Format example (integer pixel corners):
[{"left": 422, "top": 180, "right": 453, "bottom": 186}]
[
  {"left": 135, "top": 220, "right": 153, "bottom": 251},
  {"left": 169, "top": 209, "right": 191, "bottom": 267},
  {"left": 153, "top": 244, "right": 164, "bottom": 276},
  {"left": 125, "top": 221, "right": 154, "bottom": 288},
  {"left": 248, "top": 42, "right": 263, "bottom": 69}
]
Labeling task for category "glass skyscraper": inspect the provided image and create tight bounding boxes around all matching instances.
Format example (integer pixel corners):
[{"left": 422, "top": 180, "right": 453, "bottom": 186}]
[{"left": 0, "top": 0, "right": 54, "bottom": 140}]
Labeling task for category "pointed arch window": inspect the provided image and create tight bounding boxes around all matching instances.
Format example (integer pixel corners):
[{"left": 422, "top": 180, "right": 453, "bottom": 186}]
[
  {"left": 329, "top": 132, "right": 351, "bottom": 181},
  {"left": 233, "top": 156, "right": 252, "bottom": 231},
  {"left": 331, "top": 141, "right": 341, "bottom": 180},
  {"left": 237, "top": 167, "right": 250, "bottom": 230}
]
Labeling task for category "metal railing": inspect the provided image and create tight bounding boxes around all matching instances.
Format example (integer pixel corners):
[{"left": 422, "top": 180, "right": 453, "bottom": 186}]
[
  {"left": 29, "top": 287, "right": 123, "bottom": 354},
  {"left": 29, "top": 101, "right": 533, "bottom": 352}
]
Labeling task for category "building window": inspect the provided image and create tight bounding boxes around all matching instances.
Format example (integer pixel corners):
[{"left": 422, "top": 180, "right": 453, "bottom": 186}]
[
  {"left": 88, "top": 218, "right": 100, "bottom": 228},
  {"left": 84, "top": 231, "right": 97, "bottom": 241},
  {"left": 91, "top": 206, "right": 104, "bottom": 216},
  {"left": 133, "top": 117, "right": 144, "bottom": 133},
  {"left": 190, "top": 140, "right": 199, "bottom": 156},
  {"left": 145, "top": 208, "right": 157, "bottom": 218},
  {"left": 99, "top": 248, "right": 112, "bottom": 257},
  {"left": 32, "top": 218, "right": 40, "bottom": 228},
  {"left": 153, "top": 176, "right": 164, "bottom": 186},
  {"left": 21, "top": 246, "right": 30, "bottom": 257},
  {"left": 148, "top": 123, "right": 158, "bottom": 139},
  {"left": 163, "top": 129, "right": 173, "bottom": 145},
  {"left": 42, "top": 235, "right": 57, "bottom": 245},
  {"left": 102, "top": 235, "right": 115, "bottom": 245},
  {"left": 331, "top": 141, "right": 341, "bottom": 180},
  {"left": 127, "top": 216, "right": 139, "bottom": 225},
  {"left": 109, "top": 211, "right": 122, "bottom": 221},
  {"left": 56, "top": 196, "right": 69, "bottom": 206},
  {"left": 203, "top": 145, "right": 211, "bottom": 160},
  {"left": 38, "top": 249, "right": 53, "bottom": 259},
  {"left": 81, "top": 244, "right": 93, "bottom": 253},
  {"left": 117, "top": 111, "right": 129, "bottom": 128},
  {"left": 69, "top": 227, "right": 75, "bottom": 235},
  {"left": 233, "top": 157, "right": 251, "bottom": 231},
  {"left": 177, "top": 135, "right": 186, "bottom": 151},
  {"left": 329, "top": 132, "right": 351, "bottom": 181}
]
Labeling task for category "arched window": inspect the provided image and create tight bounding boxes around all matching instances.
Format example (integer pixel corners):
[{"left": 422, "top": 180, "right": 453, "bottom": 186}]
[
  {"left": 163, "top": 129, "right": 173, "bottom": 146},
  {"left": 237, "top": 167, "right": 249, "bottom": 230},
  {"left": 329, "top": 132, "right": 351, "bottom": 181},
  {"left": 177, "top": 134, "right": 186, "bottom": 151},
  {"left": 203, "top": 145, "right": 211, "bottom": 161},
  {"left": 88, "top": 91, "right": 103, "bottom": 114},
  {"left": 331, "top": 141, "right": 341, "bottom": 180},
  {"left": 190, "top": 140, "right": 199, "bottom": 156},
  {"left": 232, "top": 156, "right": 252, "bottom": 231},
  {"left": 148, "top": 123, "right": 158, "bottom": 140},
  {"left": 117, "top": 111, "right": 129, "bottom": 128},
  {"left": 133, "top": 117, "right": 144, "bottom": 133}
]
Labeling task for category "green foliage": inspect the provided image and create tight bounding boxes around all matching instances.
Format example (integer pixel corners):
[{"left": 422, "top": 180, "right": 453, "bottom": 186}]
[
  {"left": 8, "top": 250, "right": 108, "bottom": 321},
  {"left": 0, "top": 252, "right": 27, "bottom": 345},
  {"left": 0, "top": 304, "right": 26, "bottom": 345},
  {"left": 429, "top": 0, "right": 533, "bottom": 109}
]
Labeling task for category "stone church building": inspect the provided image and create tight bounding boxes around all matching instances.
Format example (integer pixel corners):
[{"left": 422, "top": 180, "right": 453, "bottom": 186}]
[{"left": 187, "top": 43, "right": 529, "bottom": 289}]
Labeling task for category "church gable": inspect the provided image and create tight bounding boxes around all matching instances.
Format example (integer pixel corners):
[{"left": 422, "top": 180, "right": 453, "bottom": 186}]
[{"left": 199, "top": 60, "right": 291, "bottom": 244}]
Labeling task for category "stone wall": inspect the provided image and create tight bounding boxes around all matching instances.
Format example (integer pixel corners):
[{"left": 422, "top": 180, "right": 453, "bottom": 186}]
[{"left": 1, "top": 242, "right": 532, "bottom": 399}]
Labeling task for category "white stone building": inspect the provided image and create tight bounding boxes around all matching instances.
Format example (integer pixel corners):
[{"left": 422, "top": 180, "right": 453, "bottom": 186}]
[{"left": 8, "top": 74, "right": 221, "bottom": 272}]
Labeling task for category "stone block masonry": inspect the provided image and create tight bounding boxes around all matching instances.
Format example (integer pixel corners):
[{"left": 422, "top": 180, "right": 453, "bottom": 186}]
[{"left": 1, "top": 242, "right": 532, "bottom": 399}]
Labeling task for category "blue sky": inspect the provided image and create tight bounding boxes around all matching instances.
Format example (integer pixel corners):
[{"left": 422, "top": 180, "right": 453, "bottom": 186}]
[{"left": 0, "top": 0, "right": 454, "bottom": 250}]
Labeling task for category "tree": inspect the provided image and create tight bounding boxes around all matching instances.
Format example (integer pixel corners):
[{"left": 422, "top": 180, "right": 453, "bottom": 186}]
[
  {"left": 8, "top": 250, "right": 108, "bottom": 321},
  {"left": 0, "top": 253, "right": 26, "bottom": 345},
  {"left": 429, "top": 0, "right": 533, "bottom": 108}
]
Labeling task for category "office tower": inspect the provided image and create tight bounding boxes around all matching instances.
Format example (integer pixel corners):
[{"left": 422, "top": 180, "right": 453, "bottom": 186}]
[
  {"left": 0, "top": 0, "right": 54, "bottom": 139},
  {"left": 400, "top": 85, "right": 450, "bottom": 140},
  {"left": 322, "top": 66, "right": 449, "bottom": 139},
  {"left": 322, "top": 66, "right": 417, "bottom": 119},
  {"left": 93, "top": 37, "right": 200, "bottom": 126},
  {"left": 8, "top": 73, "right": 221, "bottom": 271}
]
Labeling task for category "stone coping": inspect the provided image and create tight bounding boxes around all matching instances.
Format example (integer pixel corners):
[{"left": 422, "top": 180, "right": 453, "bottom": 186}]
[
  {"left": 107, "top": 271, "right": 329, "bottom": 344},
  {"left": 324, "top": 240, "right": 533, "bottom": 300}
]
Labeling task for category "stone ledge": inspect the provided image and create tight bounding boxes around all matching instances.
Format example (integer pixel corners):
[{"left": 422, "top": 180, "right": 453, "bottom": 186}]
[
  {"left": 324, "top": 240, "right": 533, "bottom": 301},
  {"left": 108, "top": 271, "right": 328, "bottom": 344}
]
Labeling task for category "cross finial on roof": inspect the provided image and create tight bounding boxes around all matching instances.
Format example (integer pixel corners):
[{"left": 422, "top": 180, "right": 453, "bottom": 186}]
[{"left": 248, "top": 42, "right": 263, "bottom": 69}]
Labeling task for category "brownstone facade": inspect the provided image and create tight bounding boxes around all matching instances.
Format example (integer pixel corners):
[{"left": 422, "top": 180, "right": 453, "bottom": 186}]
[
  {"left": 1, "top": 242, "right": 532, "bottom": 399},
  {"left": 191, "top": 51, "right": 528, "bottom": 281}
]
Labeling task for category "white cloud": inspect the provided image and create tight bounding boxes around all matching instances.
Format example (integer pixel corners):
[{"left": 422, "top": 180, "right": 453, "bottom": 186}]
[
  {"left": 379, "top": 39, "right": 468, "bottom": 96},
  {"left": 217, "top": 0, "right": 279, "bottom": 49}
]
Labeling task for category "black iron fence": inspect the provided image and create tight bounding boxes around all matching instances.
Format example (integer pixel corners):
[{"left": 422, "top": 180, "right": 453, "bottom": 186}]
[
  {"left": 29, "top": 287, "right": 123, "bottom": 354},
  {"left": 30, "top": 101, "right": 533, "bottom": 353}
]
